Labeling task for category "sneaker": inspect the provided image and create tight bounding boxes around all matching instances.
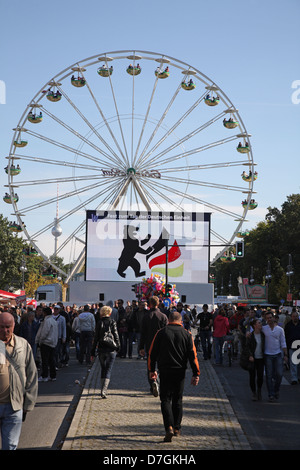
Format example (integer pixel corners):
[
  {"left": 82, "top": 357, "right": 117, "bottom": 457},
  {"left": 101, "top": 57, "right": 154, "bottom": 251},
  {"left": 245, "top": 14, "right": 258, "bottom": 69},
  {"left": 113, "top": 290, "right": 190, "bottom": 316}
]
[
  {"left": 38, "top": 376, "right": 48, "bottom": 382},
  {"left": 151, "top": 381, "right": 159, "bottom": 397},
  {"left": 49, "top": 377, "right": 57, "bottom": 381}
]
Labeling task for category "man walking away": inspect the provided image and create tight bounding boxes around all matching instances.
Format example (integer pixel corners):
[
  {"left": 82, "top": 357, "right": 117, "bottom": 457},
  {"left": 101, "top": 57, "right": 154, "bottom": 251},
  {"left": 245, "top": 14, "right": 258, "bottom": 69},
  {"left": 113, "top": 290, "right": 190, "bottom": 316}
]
[
  {"left": 139, "top": 296, "right": 168, "bottom": 396},
  {"left": 35, "top": 307, "right": 58, "bottom": 382},
  {"left": 194, "top": 304, "right": 213, "bottom": 360},
  {"left": 148, "top": 311, "right": 200, "bottom": 442},
  {"left": 78, "top": 305, "right": 96, "bottom": 365}
]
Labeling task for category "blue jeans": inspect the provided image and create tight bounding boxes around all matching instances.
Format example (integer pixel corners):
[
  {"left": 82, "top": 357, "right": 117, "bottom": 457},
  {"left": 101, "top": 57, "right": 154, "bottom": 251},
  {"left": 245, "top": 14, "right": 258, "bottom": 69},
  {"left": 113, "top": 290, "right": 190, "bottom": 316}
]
[
  {"left": 200, "top": 330, "right": 212, "bottom": 359},
  {"left": 40, "top": 343, "right": 56, "bottom": 379},
  {"left": 119, "top": 331, "right": 131, "bottom": 357},
  {"left": 264, "top": 353, "right": 283, "bottom": 397},
  {"left": 79, "top": 331, "right": 94, "bottom": 364},
  {"left": 0, "top": 403, "right": 23, "bottom": 450},
  {"left": 74, "top": 332, "right": 81, "bottom": 360},
  {"left": 99, "top": 351, "right": 117, "bottom": 379},
  {"left": 214, "top": 336, "right": 224, "bottom": 364}
]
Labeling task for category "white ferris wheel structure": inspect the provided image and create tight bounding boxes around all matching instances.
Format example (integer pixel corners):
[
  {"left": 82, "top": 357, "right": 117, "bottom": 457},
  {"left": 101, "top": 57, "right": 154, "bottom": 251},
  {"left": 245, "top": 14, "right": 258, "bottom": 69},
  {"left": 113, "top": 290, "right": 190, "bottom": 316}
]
[{"left": 5, "top": 50, "right": 257, "bottom": 282}]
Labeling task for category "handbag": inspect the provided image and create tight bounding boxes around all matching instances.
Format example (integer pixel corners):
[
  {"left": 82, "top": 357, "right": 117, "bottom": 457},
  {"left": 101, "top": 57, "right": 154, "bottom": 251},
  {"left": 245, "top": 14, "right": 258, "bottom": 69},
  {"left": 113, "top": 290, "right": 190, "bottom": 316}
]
[
  {"left": 239, "top": 351, "right": 254, "bottom": 371},
  {"left": 99, "top": 320, "right": 118, "bottom": 351}
]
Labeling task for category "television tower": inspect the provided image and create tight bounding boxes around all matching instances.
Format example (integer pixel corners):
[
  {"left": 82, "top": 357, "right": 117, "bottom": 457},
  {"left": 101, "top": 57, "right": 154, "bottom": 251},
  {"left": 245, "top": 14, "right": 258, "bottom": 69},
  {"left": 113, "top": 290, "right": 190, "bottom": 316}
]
[{"left": 51, "top": 184, "right": 62, "bottom": 258}]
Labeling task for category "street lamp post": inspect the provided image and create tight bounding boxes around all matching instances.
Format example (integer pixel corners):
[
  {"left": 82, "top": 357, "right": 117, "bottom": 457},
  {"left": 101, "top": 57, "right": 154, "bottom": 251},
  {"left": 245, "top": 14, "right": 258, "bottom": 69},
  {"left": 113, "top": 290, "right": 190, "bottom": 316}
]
[
  {"left": 286, "top": 254, "right": 294, "bottom": 305},
  {"left": 228, "top": 274, "right": 232, "bottom": 295},
  {"left": 250, "top": 266, "right": 254, "bottom": 285},
  {"left": 20, "top": 255, "right": 27, "bottom": 291},
  {"left": 265, "top": 260, "right": 272, "bottom": 302}
]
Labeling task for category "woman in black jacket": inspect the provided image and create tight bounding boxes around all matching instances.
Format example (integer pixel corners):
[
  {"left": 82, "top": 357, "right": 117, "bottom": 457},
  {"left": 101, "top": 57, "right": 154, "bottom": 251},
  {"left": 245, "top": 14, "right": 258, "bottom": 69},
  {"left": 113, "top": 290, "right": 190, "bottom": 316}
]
[
  {"left": 91, "top": 306, "right": 120, "bottom": 398},
  {"left": 243, "top": 318, "right": 265, "bottom": 401}
]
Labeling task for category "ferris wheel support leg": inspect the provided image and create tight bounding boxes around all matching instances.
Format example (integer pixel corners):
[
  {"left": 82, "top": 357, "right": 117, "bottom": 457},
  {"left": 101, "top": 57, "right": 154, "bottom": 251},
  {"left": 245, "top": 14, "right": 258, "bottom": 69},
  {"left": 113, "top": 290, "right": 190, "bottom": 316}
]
[{"left": 65, "top": 248, "right": 86, "bottom": 284}]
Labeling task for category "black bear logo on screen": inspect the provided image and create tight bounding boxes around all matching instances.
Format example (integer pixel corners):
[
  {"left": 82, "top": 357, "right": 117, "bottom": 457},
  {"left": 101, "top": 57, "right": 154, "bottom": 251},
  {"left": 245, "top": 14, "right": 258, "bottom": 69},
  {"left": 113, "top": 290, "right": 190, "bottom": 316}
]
[{"left": 117, "top": 225, "right": 151, "bottom": 278}]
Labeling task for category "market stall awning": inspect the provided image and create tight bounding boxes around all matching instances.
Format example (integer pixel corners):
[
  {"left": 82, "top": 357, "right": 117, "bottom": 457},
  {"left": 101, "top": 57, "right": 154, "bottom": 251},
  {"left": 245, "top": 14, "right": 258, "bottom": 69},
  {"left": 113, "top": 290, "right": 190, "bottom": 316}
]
[{"left": 0, "top": 290, "right": 19, "bottom": 300}]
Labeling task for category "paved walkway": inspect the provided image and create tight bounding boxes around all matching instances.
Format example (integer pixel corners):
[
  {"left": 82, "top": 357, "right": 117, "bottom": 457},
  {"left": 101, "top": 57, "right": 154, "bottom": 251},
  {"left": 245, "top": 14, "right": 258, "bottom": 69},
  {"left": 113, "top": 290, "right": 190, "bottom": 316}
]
[{"left": 62, "top": 352, "right": 251, "bottom": 451}]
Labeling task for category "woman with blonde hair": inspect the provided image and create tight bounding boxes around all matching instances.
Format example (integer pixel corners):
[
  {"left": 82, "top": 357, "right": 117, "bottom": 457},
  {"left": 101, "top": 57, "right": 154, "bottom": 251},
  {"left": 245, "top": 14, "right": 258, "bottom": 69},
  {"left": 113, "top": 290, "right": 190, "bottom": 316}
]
[{"left": 91, "top": 305, "right": 120, "bottom": 398}]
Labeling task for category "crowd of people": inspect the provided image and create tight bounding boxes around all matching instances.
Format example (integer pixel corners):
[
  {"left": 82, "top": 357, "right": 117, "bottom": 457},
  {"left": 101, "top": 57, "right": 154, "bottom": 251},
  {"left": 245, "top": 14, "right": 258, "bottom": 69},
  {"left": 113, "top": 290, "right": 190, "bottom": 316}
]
[
  {"left": 1, "top": 298, "right": 300, "bottom": 447},
  {"left": 194, "top": 303, "right": 300, "bottom": 402}
]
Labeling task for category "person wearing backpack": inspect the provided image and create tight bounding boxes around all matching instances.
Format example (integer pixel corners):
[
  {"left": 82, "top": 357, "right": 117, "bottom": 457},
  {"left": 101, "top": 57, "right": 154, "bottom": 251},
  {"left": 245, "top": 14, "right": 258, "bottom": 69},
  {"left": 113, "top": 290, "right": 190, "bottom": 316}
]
[{"left": 91, "top": 305, "right": 120, "bottom": 398}]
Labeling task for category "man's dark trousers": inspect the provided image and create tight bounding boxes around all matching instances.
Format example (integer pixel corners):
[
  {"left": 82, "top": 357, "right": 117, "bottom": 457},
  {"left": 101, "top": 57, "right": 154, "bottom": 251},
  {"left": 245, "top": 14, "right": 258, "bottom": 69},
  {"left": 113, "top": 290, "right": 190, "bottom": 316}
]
[{"left": 159, "top": 368, "right": 185, "bottom": 432}]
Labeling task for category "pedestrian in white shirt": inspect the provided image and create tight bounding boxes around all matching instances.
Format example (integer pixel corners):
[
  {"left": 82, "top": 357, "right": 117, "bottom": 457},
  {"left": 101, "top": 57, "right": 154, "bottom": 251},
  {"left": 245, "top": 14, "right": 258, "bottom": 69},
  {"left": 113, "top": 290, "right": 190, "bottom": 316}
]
[
  {"left": 262, "top": 311, "right": 288, "bottom": 402},
  {"left": 52, "top": 305, "right": 66, "bottom": 368}
]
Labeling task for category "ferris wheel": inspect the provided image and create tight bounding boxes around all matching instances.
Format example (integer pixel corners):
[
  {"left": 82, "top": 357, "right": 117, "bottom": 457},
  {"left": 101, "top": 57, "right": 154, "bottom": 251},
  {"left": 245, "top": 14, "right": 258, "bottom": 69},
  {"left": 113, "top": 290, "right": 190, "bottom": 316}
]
[{"left": 5, "top": 50, "right": 257, "bottom": 281}]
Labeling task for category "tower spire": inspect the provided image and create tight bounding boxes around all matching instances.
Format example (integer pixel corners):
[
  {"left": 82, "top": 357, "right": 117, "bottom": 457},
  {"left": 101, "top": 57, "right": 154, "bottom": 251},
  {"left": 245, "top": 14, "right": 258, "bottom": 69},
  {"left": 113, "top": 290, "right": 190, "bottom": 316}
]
[{"left": 51, "top": 184, "right": 62, "bottom": 258}]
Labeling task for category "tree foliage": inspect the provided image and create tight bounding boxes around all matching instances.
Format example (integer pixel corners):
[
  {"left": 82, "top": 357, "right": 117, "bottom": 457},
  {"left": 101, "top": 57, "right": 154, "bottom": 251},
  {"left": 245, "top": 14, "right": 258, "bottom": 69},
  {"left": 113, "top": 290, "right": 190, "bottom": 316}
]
[
  {"left": 0, "top": 215, "right": 27, "bottom": 290},
  {"left": 0, "top": 215, "right": 69, "bottom": 293},
  {"left": 213, "top": 194, "right": 300, "bottom": 304}
]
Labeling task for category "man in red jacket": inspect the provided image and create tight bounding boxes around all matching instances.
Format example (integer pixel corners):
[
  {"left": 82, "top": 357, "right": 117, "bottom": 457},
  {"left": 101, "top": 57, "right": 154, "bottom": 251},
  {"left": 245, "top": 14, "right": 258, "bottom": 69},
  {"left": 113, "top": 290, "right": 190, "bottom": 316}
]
[{"left": 148, "top": 311, "right": 200, "bottom": 442}]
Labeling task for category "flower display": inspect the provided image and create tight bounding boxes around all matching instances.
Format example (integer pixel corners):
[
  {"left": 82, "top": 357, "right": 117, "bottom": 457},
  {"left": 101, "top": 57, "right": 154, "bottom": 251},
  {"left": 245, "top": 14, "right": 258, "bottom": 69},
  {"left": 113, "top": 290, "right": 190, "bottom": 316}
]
[{"left": 138, "top": 274, "right": 180, "bottom": 304}]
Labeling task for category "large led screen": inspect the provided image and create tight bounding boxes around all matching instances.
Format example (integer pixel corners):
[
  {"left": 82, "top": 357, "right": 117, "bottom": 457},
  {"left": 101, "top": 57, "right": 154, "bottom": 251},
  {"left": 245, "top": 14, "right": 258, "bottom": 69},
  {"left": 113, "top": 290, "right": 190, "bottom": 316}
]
[{"left": 85, "top": 211, "right": 210, "bottom": 283}]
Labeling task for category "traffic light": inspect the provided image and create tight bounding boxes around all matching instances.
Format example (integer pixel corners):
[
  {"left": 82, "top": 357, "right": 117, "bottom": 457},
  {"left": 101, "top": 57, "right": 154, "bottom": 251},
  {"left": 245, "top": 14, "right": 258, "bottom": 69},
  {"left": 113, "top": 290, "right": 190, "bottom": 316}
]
[
  {"left": 165, "top": 283, "right": 172, "bottom": 297},
  {"left": 235, "top": 240, "right": 244, "bottom": 257},
  {"left": 131, "top": 284, "right": 137, "bottom": 293}
]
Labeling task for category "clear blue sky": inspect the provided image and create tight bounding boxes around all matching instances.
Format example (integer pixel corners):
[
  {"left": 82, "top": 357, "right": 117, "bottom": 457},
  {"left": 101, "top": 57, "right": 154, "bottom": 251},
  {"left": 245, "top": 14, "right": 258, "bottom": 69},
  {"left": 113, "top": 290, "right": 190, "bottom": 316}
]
[{"left": 1, "top": 0, "right": 299, "bottom": 263}]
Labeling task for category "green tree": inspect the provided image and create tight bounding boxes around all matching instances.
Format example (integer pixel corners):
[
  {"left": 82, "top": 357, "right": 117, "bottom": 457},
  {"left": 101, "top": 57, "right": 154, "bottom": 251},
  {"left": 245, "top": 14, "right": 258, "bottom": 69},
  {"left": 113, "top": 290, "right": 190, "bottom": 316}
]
[
  {"left": 213, "top": 194, "right": 300, "bottom": 304},
  {"left": 0, "top": 215, "right": 27, "bottom": 290}
]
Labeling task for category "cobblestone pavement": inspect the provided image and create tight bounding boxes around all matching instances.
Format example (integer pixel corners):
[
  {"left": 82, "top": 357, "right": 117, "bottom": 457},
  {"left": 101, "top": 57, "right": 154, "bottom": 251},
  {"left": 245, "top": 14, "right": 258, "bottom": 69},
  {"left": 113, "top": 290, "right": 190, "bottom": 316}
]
[{"left": 63, "top": 351, "right": 251, "bottom": 451}]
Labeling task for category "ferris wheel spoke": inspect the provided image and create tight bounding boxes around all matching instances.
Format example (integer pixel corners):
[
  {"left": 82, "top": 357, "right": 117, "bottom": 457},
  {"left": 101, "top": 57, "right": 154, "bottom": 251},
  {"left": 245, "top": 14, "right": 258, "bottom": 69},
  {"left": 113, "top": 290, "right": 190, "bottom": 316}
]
[
  {"left": 142, "top": 110, "right": 226, "bottom": 169},
  {"left": 159, "top": 174, "right": 248, "bottom": 193},
  {"left": 109, "top": 177, "right": 136, "bottom": 210},
  {"left": 143, "top": 188, "right": 165, "bottom": 211},
  {"left": 56, "top": 84, "right": 124, "bottom": 165},
  {"left": 104, "top": 178, "right": 129, "bottom": 210},
  {"left": 11, "top": 153, "right": 105, "bottom": 172},
  {"left": 80, "top": 70, "right": 128, "bottom": 166},
  {"left": 107, "top": 72, "right": 130, "bottom": 166},
  {"left": 139, "top": 90, "right": 209, "bottom": 166},
  {"left": 132, "top": 74, "right": 160, "bottom": 167},
  {"left": 56, "top": 222, "right": 86, "bottom": 255},
  {"left": 157, "top": 159, "right": 252, "bottom": 173},
  {"left": 149, "top": 179, "right": 242, "bottom": 219},
  {"left": 142, "top": 135, "right": 240, "bottom": 170},
  {"left": 137, "top": 181, "right": 165, "bottom": 211},
  {"left": 10, "top": 173, "right": 108, "bottom": 188},
  {"left": 19, "top": 179, "right": 116, "bottom": 215},
  {"left": 40, "top": 106, "right": 122, "bottom": 167},
  {"left": 131, "top": 182, "right": 148, "bottom": 212},
  {"left": 210, "top": 229, "right": 231, "bottom": 245},
  {"left": 21, "top": 129, "right": 115, "bottom": 168},
  {"left": 141, "top": 178, "right": 185, "bottom": 212},
  {"left": 135, "top": 82, "right": 183, "bottom": 169},
  {"left": 31, "top": 181, "right": 123, "bottom": 239}
]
